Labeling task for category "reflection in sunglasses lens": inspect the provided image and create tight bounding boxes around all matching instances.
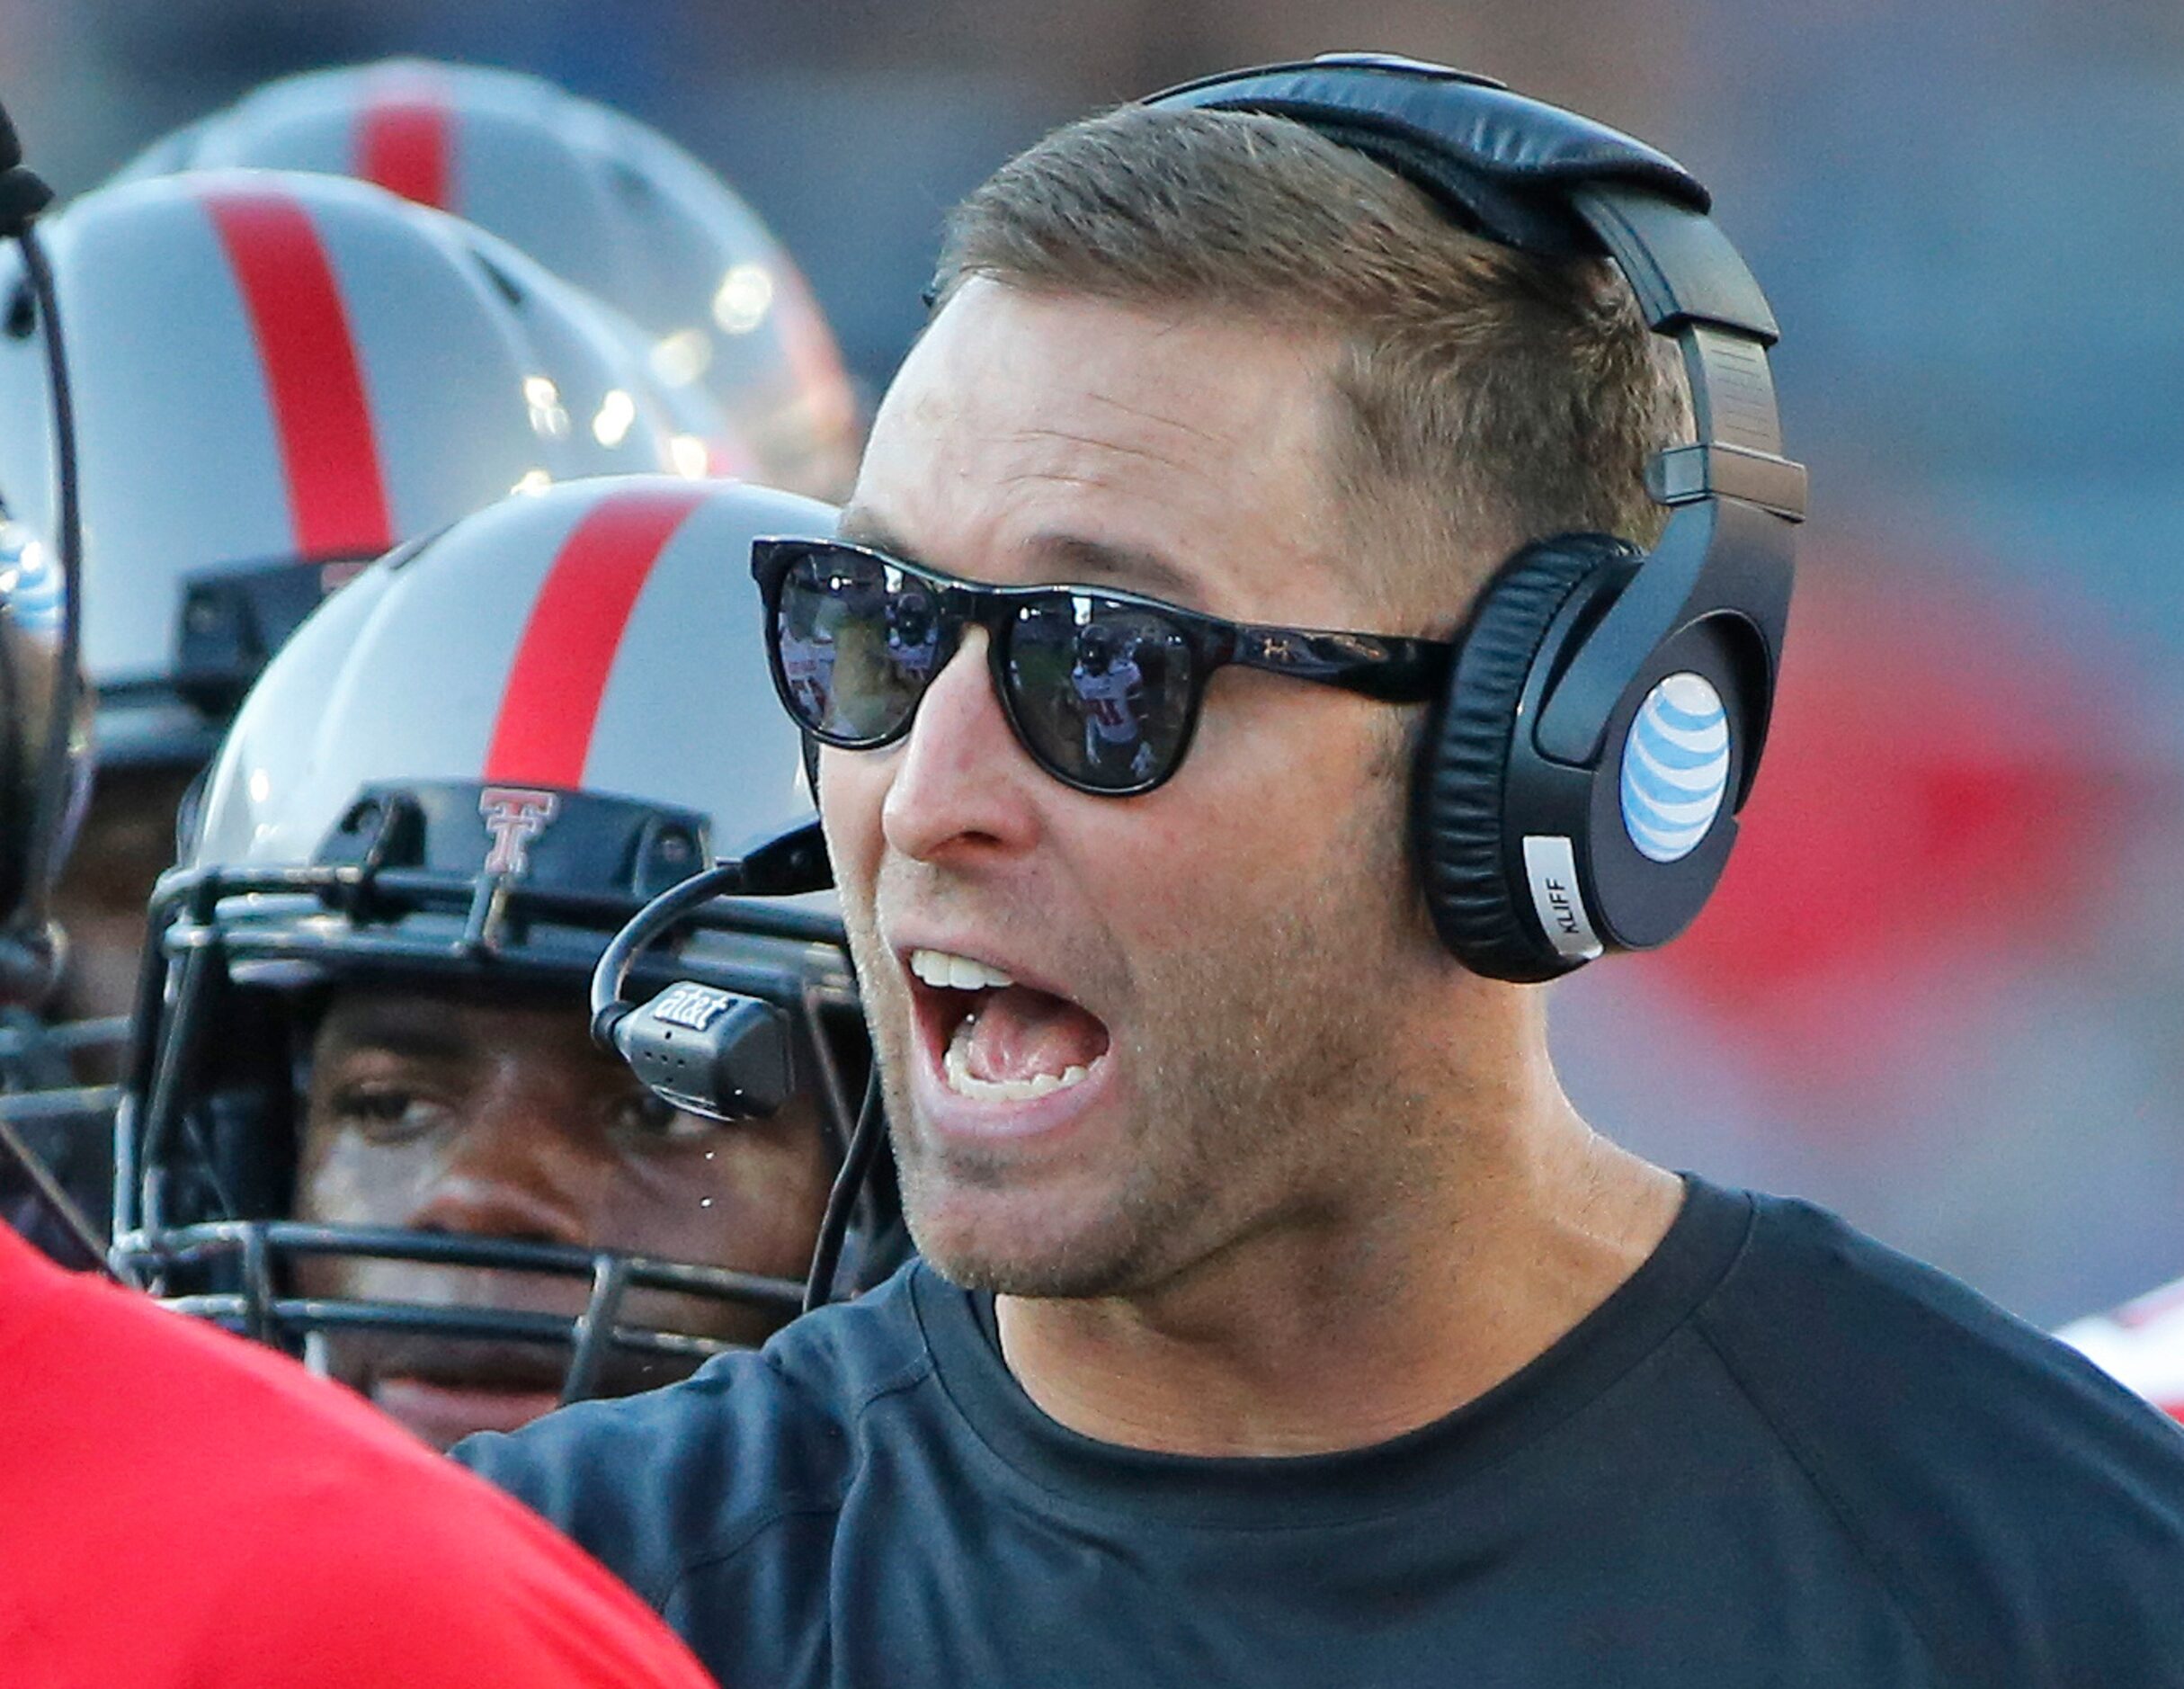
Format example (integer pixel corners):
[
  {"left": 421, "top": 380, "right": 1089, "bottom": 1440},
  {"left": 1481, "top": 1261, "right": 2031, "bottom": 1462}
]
[
  {"left": 776, "top": 549, "right": 1203, "bottom": 791},
  {"left": 778, "top": 552, "right": 935, "bottom": 743},
  {"left": 1008, "top": 602, "right": 1193, "bottom": 791}
]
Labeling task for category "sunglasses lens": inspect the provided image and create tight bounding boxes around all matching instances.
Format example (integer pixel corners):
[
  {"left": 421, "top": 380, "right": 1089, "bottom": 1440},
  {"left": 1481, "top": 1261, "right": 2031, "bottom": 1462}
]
[
  {"left": 1007, "top": 600, "right": 1197, "bottom": 791},
  {"left": 772, "top": 548, "right": 944, "bottom": 744}
]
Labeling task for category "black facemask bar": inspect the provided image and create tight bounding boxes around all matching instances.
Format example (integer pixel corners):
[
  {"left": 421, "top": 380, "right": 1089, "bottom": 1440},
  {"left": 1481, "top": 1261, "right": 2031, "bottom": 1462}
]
[
  {"left": 752, "top": 537, "right": 1454, "bottom": 797},
  {"left": 0, "top": 1007, "right": 120, "bottom": 1272},
  {"left": 136, "top": 1222, "right": 808, "bottom": 1407}
]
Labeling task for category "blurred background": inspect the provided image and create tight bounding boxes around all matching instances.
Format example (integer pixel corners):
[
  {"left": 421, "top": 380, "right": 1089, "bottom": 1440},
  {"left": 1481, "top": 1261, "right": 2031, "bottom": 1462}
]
[{"left": 5, "top": 0, "right": 2180, "bottom": 1325}]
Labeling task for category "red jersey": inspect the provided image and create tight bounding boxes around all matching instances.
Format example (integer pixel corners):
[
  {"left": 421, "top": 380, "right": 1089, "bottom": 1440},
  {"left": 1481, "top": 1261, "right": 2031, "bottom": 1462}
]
[
  {"left": 2058, "top": 1273, "right": 2184, "bottom": 1424},
  {"left": 0, "top": 1221, "right": 717, "bottom": 1687}
]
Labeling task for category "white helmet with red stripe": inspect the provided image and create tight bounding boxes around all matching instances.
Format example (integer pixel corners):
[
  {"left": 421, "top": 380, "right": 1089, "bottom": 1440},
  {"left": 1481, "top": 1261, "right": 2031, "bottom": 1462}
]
[
  {"left": 114, "top": 474, "right": 888, "bottom": 1392},
  {"left": 0, "top": 167, "right": 691, "bottom": 768},
  {"left": 119, "top": 58, "right": 861, "bottom": 501},
  {"left": 192, "top": 473, "right": 820, "bottom": 869}
]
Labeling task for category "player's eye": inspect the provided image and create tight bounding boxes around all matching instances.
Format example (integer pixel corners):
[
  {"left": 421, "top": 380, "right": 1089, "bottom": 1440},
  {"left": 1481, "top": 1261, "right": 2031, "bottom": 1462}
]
[
  {"left": 329, "top": 1084, "right": 450, "bottom": 1145},
  {"left": 607, "top": 1089, "right": 719, "bottom": 1146}
]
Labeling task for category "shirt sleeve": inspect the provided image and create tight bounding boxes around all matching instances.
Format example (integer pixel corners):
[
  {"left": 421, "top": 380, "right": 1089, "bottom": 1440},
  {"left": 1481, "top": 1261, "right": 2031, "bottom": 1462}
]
[
  {"left": 1698, "top": 1196, "right": 2184, "bottom": 1684},
  {"left": 196, "top": 1461, "right": 718, "bottom": 1689}
]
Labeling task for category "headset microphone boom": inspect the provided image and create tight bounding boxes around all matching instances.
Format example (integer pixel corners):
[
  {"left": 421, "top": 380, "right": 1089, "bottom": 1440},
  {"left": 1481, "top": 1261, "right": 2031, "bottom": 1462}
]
[{"left": 586, "top": 813, "right": 887, "bottom": 1315}]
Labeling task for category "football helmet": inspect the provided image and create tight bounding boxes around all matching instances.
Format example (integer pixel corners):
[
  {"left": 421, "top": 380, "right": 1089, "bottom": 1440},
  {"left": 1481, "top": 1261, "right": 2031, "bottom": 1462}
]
[
  {"left": 1074, "top": 621, "right": 1119, "bottom": 676},
  {"left": 0, "top": 167, "right": 688, "bottom": 771},
  {"left": 112, "top": 474, "right": 890, "bottom": 1402},
  {"left": 120, "top": 59, "right": 861, "bottom": 499}
]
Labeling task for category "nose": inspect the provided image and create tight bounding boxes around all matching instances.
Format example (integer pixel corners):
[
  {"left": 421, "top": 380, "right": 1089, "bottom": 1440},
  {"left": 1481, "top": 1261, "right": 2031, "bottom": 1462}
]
[
  {"left": 406, "top": 1088, "right": 596, "bottom": 1249},
  {"left": 876, "top": 625, "right": 1043, "bottom": 865}
]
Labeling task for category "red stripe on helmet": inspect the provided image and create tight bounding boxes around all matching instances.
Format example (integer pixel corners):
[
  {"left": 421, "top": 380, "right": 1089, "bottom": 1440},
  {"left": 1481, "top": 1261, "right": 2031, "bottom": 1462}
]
[
  {"left": 354, "top": 91, "right": 452, "bottom": 210},
  {"left": 483, "top": 487, "right": 709, "bottom": 788},
  {"left": 201, "top": 188, "right": 395, "bottom": 560}
]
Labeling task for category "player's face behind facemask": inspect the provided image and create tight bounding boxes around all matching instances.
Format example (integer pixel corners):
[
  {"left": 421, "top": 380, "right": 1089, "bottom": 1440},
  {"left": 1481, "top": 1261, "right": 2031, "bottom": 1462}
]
[
  {"left": 114, "top": 474, "right": 894, "bottom": 1445},
  {"left": 290, "top": 979, "right": 833, "bottom": 1451}
]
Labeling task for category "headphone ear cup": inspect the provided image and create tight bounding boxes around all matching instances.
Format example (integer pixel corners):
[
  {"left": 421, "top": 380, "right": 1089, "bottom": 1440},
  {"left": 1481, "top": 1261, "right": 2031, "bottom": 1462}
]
[{"left": 1413, "top": 536, "right": 1634, "bottom": 982}]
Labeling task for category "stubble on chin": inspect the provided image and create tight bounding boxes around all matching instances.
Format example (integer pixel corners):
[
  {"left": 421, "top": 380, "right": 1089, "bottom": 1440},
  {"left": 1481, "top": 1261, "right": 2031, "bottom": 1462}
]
[{"left": 855, "top": 790, "right": 1423, "bottom": 1303}]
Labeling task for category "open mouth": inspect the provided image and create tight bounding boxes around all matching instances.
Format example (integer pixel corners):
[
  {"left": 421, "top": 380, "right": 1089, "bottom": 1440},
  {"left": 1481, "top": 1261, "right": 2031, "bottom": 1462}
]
[{"left": 905, "top": 947, "right": 1112, "bottom": 1104}]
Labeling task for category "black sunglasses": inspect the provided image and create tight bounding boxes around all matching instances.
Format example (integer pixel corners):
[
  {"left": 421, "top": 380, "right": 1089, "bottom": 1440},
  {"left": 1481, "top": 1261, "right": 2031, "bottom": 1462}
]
[{"left": 751, "top": 538, "right": 1455, "bottom": 797}]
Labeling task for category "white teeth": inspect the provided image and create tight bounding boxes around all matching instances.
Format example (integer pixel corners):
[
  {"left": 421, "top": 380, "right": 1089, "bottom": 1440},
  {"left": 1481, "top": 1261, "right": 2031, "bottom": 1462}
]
[
  {"left": 909, "top": 948, "right": 1016, "bottom": 991},
  {"left": 942, "top": 1017, "right": 1092, "bottom": 1103}
]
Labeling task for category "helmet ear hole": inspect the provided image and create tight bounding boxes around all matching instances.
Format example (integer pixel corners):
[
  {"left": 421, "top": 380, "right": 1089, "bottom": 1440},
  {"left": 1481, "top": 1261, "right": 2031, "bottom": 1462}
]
[{"left": 4, "top": 281, "right": 33, "bottom": 339}]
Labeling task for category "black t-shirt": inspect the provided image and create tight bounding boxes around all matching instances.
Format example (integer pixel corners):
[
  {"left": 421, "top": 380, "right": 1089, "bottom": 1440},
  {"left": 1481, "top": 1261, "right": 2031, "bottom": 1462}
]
[{"left": 456, "top": 1179, "right": 2184, "bottom": 1685}]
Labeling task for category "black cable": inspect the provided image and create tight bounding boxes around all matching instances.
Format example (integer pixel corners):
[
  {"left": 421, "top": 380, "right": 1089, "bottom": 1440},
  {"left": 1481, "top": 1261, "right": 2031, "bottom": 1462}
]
[
  {"left": 587, "top": 815, "right": 831, "bottom": 1049},
  {"left": 587, "top": 860, "right": 749, "bottom": 1048},
  {"left": 803, "top": 1068, "right": 885, "bottom": 1315}
]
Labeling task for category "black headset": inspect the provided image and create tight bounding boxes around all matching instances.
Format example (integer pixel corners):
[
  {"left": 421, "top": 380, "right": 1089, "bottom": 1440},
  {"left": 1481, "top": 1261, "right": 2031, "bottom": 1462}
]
[{"left": 1150, "top": 54, "right": 1805, "bottom": 983}]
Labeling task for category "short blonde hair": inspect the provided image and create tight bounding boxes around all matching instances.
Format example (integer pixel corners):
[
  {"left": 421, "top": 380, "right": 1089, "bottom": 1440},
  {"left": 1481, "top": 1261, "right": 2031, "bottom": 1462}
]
[{"left": 933, "top": 104, "right": 1692, "bottom": 619}]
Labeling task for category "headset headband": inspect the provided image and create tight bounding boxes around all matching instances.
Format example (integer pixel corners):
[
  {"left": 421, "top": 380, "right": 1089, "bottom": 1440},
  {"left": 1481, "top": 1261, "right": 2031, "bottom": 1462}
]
[{"left": 1147, "top": 53, "right": 1805, "bottom": 791}]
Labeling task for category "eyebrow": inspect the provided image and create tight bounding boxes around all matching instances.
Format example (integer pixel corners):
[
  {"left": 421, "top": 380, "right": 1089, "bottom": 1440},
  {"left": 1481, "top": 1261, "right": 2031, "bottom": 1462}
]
[
  {"left": 316, "top": 1004, "right": 474, "bottom": 1067},
  {"left": 835, "top": 507, "right": 1204, "bottom": 609},
  {"left": 1020, "top": 532, "right": 1202, "bottom": 607},
  {"left": 836, "top": 505, "right": 906, "bottom": 552}
]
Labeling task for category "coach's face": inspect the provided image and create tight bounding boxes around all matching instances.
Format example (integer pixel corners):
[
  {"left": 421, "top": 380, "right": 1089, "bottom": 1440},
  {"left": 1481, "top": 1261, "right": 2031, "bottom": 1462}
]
[{"left": 826, "top": 279, "right": 1453, "bottom": 1297}]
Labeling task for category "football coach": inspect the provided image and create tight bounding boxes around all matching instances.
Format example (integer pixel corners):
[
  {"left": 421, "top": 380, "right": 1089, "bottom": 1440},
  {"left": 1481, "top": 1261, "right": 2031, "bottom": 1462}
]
[{"left": 459, "top": 56, "right": 2184, "bottom": 1685}]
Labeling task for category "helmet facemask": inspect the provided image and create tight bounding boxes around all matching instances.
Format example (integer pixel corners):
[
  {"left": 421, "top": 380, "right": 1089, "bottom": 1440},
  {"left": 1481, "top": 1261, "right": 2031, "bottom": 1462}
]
[{"left": 117, "top": 778, "right": 895, "bottom": 1434}]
